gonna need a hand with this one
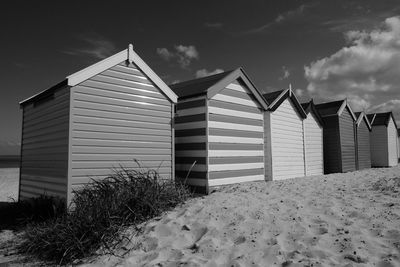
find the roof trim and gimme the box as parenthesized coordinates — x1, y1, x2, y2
(206, 68, 269, 110)
(355, 111, 372, 130)
(266, 88, 307, 119)
(337, 99, 357, 121)
(20, 44, 177, 106)
(302, 100, 324, 127)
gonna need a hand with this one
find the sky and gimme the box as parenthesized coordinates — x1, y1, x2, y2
(1, 0, 400, 154)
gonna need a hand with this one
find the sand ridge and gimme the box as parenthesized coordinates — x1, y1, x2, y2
(82, 167, 399, 266)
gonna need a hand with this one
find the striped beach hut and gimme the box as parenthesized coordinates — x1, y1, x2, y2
(19, 44, 178, 204)
(301, 100, 324, 176)
(263, 88, 307, 180)
(315, 99, 357, 174)
(368, 112, 399, 167)
(354, 112, 371, 170)
(170, 68, 268, 193)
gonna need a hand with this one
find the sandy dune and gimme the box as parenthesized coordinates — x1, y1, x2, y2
(81, 166, 400, 267)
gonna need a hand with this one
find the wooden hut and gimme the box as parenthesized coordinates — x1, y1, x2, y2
(19, 44, 178, 204)
(301, 100, 324, 176)
(354, 112, 371, 170)
(170, 68, 268, 193)
(315, 99, 357, 174)
(367, 112, 399, 167)
(263, 88, 307, 180)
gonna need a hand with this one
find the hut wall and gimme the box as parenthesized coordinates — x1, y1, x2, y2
(370, 125, 388, 167)
(356, 119, 371, 170)
(322, 116, 341, 174)
(207, 81, 264, 186)
(174, 96, 208, 191)
(269, 99, 305, 180)
(387, 117, 398, 166)
(19, 86, 70, 200)
(69, 61, 173, 197)
(338, 108, 356, 172)
(303, 112, 324, 176)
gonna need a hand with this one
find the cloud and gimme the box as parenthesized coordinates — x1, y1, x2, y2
(156, 48, 174, 61)
(243, 3, 316, 34)
(204, 22, 223, 29)
(63, 33, 117, 60)
(304, 16, 400, 113)
(156, 45, 199, 68)
(195, 68, 224, 78)
(279, 66, 290, 80)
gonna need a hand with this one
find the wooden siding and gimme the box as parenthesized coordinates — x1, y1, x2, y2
(322, 116, 341, 174)
(20, 86, 70, 200)
(69, 61, 173, 192)
(338, 108, 356, 172)
(268, 98, 305, 180)
(387, 117, 398, 166)
(370, 125, 388, 167)
(303, 112, 323, 175)
(174, 96, 208, 188)
(356, 119, 371, 170)
(208, 81, 264, 186)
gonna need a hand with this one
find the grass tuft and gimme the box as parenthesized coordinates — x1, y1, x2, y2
(18, 164, 191, 264)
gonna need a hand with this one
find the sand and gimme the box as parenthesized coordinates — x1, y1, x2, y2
(81, 166, 400, 267)
(0, 168, 19, 202)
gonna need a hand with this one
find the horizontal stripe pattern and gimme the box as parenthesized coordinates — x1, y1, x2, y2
(208, 82, 264, 186)
(174, 96, 207, 183)
(71, 61, 173, 187)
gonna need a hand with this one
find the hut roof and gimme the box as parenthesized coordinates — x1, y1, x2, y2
(262, 88, 307, 118)
(20, 44, 178, 106)
(170, 68, 268, 109)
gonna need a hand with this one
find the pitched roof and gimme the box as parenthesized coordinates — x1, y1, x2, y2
(169, 68, 268, 110)
(169, 71, 233, 98)
(262, 89, 307, 118)
(367, 114, 376, 124)
(315, 99, 356, 121)
(20, 44, 178, 106)
(368, 112, 398, 129)
(301, 100, 324, 126)
(354, 111, 371, 130)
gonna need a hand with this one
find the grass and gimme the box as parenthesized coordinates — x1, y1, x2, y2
(18, 163, 192, 265)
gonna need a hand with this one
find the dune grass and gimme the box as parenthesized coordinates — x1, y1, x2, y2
(18, 165, 192, 265)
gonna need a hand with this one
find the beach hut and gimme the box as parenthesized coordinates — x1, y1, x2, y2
(301, 100, 324, 176)
(354, 112, 371, 170)
(19, 44, 178, 204)
(170, 68, 268, 193)
(367, 112, 399, 167)
(263, 88, 307, 180)
(315, 99, 357, 174)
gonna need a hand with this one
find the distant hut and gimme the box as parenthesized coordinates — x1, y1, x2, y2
(170, 68, 268, 193)
(367, 112, 399, 167)
(19, 44, 178, 204)
(398, 128, 400, 162)
(301, 100, 324, 176)
(354, 112, 371, 170)
(315, 99, 357, 174)
(263, 88, 307, 180)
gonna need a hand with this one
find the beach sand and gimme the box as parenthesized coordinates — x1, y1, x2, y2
(0, 168, 19, 202)
(82, 166, 400, 267)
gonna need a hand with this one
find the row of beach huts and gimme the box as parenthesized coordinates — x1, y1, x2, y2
(18, 45, 400, 204)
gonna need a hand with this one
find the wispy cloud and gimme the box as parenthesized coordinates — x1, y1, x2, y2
(279, 66, 290, 80)
(63, 33, 117, 60)
(156, 45, 199, 69)
(204, 22, 223, 29)
(195, 68, 224, 78)
(243, 3, 317, 35)
(305, 16, 400, 113)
